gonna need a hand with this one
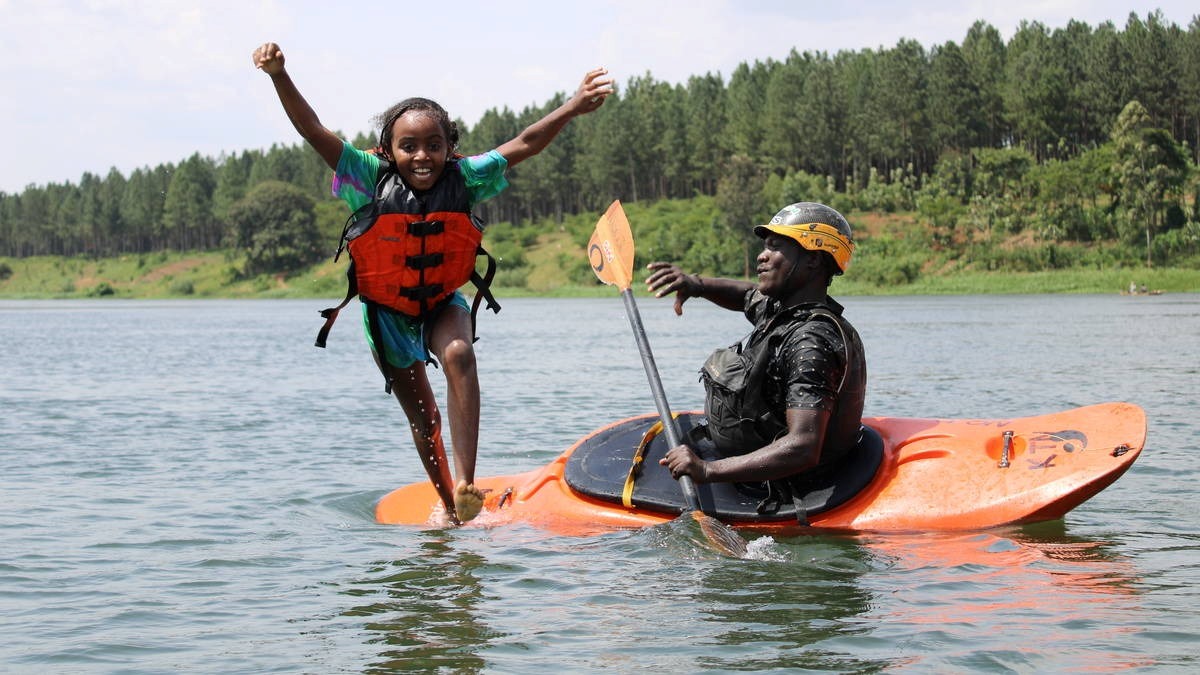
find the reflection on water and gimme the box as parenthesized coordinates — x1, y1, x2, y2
(348, 534, 492, 673)
(858, 522, 1149, 671)
(695, 534, 892, 672)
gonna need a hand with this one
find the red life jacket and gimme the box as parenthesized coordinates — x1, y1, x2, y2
(315, 159, 499, 351)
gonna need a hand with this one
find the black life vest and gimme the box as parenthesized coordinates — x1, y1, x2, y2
(314, 158, 500, 351)
(700, 303, 865, 460)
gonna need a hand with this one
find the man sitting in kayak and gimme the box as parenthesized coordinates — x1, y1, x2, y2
(646, 202, 867, 499)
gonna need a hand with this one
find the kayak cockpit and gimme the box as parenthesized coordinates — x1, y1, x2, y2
(562, 412, 884, 522)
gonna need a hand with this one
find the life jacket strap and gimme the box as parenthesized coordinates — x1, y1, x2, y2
(753, 480, 811, 527)
(406, 252, 444, 269)
(407, 219, 445, 236)
(335, 201, 374, 262)
(401, 284, 445, 301)
(468, 245, 501, 341)
(315, 261, 359, 349)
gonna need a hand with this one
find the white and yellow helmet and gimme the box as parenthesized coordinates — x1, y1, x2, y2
(753, 202, 855, 274)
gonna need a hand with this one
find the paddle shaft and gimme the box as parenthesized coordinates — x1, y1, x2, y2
(618, 288, 703, 511)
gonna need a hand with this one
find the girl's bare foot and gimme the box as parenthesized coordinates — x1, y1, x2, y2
(453, 480, 484, 522)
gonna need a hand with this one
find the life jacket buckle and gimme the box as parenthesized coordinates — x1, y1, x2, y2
(406, 252, 445, 270)
(401, 284, 444, 301)
(408, 220, 445, 236)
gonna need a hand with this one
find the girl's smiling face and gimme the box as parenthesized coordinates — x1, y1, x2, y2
(386, 111, 449, 191)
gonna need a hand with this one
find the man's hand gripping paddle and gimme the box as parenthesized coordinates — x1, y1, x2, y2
(589, 200, 748, 557)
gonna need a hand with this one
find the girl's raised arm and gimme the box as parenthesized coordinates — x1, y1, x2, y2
(253, 42, 343, 170)
(495, 67, 613, 167)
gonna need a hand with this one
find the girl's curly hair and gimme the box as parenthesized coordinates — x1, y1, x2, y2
(374, 98, 459, 157)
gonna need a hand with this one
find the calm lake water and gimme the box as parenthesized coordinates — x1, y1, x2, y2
(2, 293, 1198, 672)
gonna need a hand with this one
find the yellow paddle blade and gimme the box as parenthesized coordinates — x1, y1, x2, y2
(588, 200, 635, 290)
(691, 511, 749, 558)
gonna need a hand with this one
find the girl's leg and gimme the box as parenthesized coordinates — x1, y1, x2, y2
(427, 306, 483, 521)
(380, 356, 459, 523)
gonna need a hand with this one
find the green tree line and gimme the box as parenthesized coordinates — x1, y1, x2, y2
(1, 10, 1198, 276)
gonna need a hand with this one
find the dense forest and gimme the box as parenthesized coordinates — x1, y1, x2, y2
(1, 11, 1198, 281)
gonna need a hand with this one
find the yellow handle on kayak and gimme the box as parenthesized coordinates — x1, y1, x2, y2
(622, 415, 678, 508)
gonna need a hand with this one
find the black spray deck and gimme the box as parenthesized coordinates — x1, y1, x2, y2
(563, 412, 883, 521)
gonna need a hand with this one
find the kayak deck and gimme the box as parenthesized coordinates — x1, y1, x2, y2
(375, 402, 1145, 534)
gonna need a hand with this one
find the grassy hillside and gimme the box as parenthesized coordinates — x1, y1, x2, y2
(2, 208, 1197, 300)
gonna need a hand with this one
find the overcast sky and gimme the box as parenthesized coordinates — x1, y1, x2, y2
(1, 0, 1195, 194)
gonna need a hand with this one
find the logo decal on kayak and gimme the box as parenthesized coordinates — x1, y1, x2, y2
(1028, 454, 1058, 470)
(1025, 429, 1087, 469)
(1028, 429, 1087, 454)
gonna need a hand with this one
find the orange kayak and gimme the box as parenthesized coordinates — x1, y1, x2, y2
(376, 402, 1145, 535)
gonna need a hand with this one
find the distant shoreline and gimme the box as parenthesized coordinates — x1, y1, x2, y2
(1, 251, 1195, 300)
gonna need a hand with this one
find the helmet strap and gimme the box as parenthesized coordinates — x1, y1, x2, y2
(783, 259, 801, 287)
(784, 246, 821, 285)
